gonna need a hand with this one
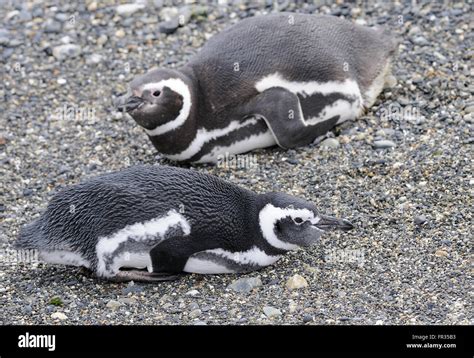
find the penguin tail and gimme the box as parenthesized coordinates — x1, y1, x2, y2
(374, 26, 400, 56)
(14, 218, 46, 250)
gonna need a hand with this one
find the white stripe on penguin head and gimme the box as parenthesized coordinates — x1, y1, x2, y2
(142, 78, 192, 136)
(258, 203, 315, 251)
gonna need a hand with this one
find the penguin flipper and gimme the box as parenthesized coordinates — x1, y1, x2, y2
(247, 87, 339, 149)
(110, 270, 182, 283)
(150, 234, 203, 274)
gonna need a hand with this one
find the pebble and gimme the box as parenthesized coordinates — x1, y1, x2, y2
(186, 289, 200, 296)
(286, 274, 308, 290)
(227, 277, 262, 294)
(122, 282, 143, 295)
(373, 140, 396, 149)
(464, 105, 474, 114)
(51, 312, 68, 320)
(43, 19, 62, 33)
(52, 44, 81, 60)
(118, 297, 138, 305)
(435, 250, 448, 258)
(412, 36, 429, 46)
(159, 19, 180, 34)
(116, 4, 145, 16)
(414, 215, 427, 225)
(375, 128, 395, 137)
(302, 314, 313, 323)
(263, 306, 282, 319)
(115, 29, 126, 38)
(86, 54, 103, 65)
(0, 29, 10, 46)
(320, 138, 340, 149)
(106, 300, 122, 310)
(384, 75, 397, 88)
(189, 309, 202, 319)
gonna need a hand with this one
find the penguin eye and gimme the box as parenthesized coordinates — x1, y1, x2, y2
(152, 90, 161, 97)
(293, 217, 304, 225)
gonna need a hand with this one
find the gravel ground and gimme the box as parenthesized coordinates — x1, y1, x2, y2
(0, 1, 472, 325)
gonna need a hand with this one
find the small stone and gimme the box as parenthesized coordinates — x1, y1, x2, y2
(320, 138, 340, 149)
(177, 6, 192, 26)
(186, 289, 200, 296)
(414, 215, 427, 225)
(227, 277, 262, 294)
(435, 249, 448, 258)
(116, 4, 145, 16)
(303, 314, 313, 323)
(87, 2, 98, 11)
(118, 297, 137, 305)
(51, 312, 68, 320)
(106, 299, 122, 310)
(0, 29, 10, 46)
(52, 44, 81, 60)
(288, 301, 298, 313)
(189, 309, 202, 319)
(286, 274, 308, 290)
(373, 140, 396, 149)
(263, 306, 282, 319)
(23, 188, 34, 197)
(160, 7, 179, 21)
(464, 105, 474, 114)
(115, 29, 126, 38)
(188, 302, 199, 311)
(375, 320, 384, 325)
(97, 34, 108, 46)
(43, 19, 62, 33)
(159, 19, 179, 34)
(375, 128, 395, 137)
(193, 320, 207, 325)
(384, 75, 397, 88)
(122, 282, 143, 295)
(57, 78, 67, 85)
(412, 36, 428, 46)
(86, 54, 103, 65)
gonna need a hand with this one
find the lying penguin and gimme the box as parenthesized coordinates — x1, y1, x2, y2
(116, 13, 397, 163)
(15, 165, 353, 282)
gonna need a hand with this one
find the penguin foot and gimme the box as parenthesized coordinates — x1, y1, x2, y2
(110, 270, 182, 283)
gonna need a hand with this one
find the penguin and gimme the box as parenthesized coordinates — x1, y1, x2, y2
(116, 13, 397, 163)
(15, 165, 353, 282)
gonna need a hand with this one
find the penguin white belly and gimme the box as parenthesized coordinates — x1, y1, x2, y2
(165, 118, 276, 163)
(255, 72, 364, 126)
(183, 246, 281, 274)
(40, 250, 91, 268)
(197, 129, 276, 163)
(95, 210, 191, 278)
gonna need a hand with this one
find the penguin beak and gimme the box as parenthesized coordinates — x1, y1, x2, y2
(115, 94, 144, 113)
(311, 215, 354, 232)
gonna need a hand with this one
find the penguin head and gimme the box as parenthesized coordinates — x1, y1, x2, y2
(259, 193, 353, 250)
(116, 68, 193, 133)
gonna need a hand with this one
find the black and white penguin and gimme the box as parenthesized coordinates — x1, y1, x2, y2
(116, 13, 397, 163)
(15, 165, 353, 282)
